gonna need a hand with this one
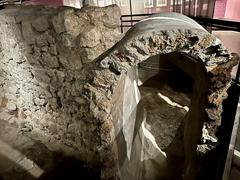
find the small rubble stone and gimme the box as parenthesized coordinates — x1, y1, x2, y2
(33, 69, 52, 84)
(36, 33, 51, 47)
(101, 5, 121, 28)
(22, 20, 35, 44)
(33, 97, 47, 106)
(79, 27, 101, 48)
(49, 45, 58, 56)
(64, 13, 83, 38)
(31, 16, 49, 32)
(51, 12, 65, 34)
(6, 102, 17, 111)
(61, 33, 75, 47)
(41, 53, 59, 68)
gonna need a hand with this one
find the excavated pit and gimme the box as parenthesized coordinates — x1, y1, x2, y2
(138, 54, 193, 150)
(0, 5, 239, 180)
(138, 53, 193, 179)
(120, 52, 203, 179)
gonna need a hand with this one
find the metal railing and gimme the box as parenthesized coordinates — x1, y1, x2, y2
(120, 13, 240, 82)
(120, 13, 240, 33)
(0, 0, 22, 5)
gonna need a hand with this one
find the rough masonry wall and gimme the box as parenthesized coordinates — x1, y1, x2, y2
(0, 6, 239, 179)
(84, 13, 239, 178)
(0, 5, 121, 163)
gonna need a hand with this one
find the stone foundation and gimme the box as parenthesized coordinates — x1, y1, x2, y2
(0, 5, 121, 164)
(0, 6, 239, 180)
(90, 13, 238, 179)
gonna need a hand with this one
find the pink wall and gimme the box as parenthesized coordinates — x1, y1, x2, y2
(23, 0, 63, 6)
(225, 0, 240, 20)
(214, 0, 227, 18)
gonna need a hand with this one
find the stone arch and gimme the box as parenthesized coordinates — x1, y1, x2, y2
(84, 13, 239, 179)
(0, 6, 238, 179)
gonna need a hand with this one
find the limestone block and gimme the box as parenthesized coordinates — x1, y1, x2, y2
(6, 102, 17, 111)
(85, 5, 121, 28)
(41, 53, 59, 68)
(79, 27, 101, 48)
(58, 50, 82, 70)
(18, 157, 34, 170)
(36, 32, 54, 47)
(31, 15, 49, 32)
(49, 44, 58, 56)
(102, 28, 123, 49)
(33, 69, 52, 84)
(51, 12, 65, 34)
(47, 121, 57, 134)
(5, 93, 18, 101)
(80, 44, 105, 63)
(33, 97, 47, 106)
(67, 123, 79, 133)
(22, 20, 35, 44)
(101, 5, 121, 29)
(64, 12, 90, 38)
(55, 70, 66, 83)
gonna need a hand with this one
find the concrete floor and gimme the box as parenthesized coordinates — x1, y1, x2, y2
(0, 120, 100, 180)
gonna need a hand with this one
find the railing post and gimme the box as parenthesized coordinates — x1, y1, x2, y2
(129, 0, 133, 26)
(120, 16, 123, 33)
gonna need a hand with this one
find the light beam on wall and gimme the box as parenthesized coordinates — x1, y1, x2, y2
(0, 140, 44, 178)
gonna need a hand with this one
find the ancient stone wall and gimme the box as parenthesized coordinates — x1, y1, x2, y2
(0, 5, 121, 163)
(0, 6, 239, 180)
(86, 13, 239, 179)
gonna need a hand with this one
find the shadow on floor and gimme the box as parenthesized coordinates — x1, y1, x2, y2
(0, 120, 100, 180)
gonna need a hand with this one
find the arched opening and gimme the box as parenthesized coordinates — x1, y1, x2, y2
(138, 52, 194, 179)
(94, 13, 238, 180)
(111, 51, 208, 180)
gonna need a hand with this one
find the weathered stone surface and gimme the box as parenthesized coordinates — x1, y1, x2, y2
(6, 102, 17, 111)
(22, 20, 36, 44)
(64, 12, 89, 38)
(0, 5, 238, 180)
(31, 15, 49, 32)
(80, 45, 105, 63)
(79, 27, 101, 48)
(101, 5, 121, 28)
(85, 13, 238, 179)
(51, 11, 65, 34)
(0, 5, 121, 170)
